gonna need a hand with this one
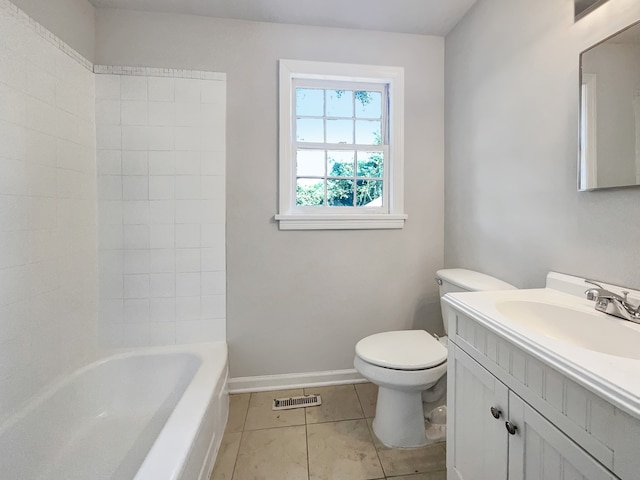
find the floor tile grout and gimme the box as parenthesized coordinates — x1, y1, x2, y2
(220, 384, 446, 480)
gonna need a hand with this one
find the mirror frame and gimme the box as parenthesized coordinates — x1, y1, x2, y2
(578, 19, 640, 191)
(575, 0, 609, 21)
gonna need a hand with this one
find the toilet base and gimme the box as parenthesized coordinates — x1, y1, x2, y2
(372, 386, 427, 448)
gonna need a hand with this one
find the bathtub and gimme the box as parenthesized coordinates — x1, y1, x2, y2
(0, 342, 228, 480)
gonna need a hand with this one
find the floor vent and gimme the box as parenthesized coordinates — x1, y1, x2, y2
(272, 394, 322, 411)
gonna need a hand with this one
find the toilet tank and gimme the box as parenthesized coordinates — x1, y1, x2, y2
(436, 269, 516, 334)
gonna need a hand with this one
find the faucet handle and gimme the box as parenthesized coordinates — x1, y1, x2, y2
(622, 291, 629, 301)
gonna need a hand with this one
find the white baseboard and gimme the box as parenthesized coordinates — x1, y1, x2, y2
(228, 368, 367, 394)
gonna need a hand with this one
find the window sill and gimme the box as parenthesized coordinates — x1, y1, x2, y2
(274, 214, 408, 231)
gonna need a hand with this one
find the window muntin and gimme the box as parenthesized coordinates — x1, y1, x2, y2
(292, 80, 389, 210)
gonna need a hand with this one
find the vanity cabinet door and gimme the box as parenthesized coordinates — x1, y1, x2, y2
(507, 392, 618, 480)
(447, 343, 509, 480)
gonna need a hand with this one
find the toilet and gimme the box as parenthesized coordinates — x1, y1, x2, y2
(354, 268, 516, 448)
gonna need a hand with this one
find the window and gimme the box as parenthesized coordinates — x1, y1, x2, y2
(276, 60, 407, 230)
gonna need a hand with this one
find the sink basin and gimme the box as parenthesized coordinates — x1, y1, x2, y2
(496, 300, 640, 360)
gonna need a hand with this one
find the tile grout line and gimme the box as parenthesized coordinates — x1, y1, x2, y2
(227, 392, 252, 480)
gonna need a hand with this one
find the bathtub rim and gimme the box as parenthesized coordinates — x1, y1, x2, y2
(0, 342, 228, 480)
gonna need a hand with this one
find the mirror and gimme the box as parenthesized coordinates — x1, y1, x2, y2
(575, 0, 609, 21)
(579, 21, 640, 191)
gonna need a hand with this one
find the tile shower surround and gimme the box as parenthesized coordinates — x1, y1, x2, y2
(95, 69, 227, 348)
(0, 0, 227, 423)
(0, 0, 97, 419)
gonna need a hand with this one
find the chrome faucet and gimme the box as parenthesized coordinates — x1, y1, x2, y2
(584, 279, 640, 324)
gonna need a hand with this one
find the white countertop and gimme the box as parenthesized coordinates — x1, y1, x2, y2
(444, 285, 640, 419)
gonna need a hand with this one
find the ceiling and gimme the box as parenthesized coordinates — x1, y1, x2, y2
(88, 0, 477, 36)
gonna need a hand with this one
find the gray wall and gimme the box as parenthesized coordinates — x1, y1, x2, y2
(95, 10, 445, 377)
(10, 0, 95, 61)
(445, 0, 640, 290)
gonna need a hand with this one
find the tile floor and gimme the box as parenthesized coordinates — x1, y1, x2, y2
(211, 383, 447, 480)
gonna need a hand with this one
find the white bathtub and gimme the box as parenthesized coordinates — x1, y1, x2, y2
(0, 342, 229, 480)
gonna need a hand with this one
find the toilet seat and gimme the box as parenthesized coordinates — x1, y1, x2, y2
(355, 330, 447, 370)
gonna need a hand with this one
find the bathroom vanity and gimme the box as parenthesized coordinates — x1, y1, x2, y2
(443, 273, 640, 480)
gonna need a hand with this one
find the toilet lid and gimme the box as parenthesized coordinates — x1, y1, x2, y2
(355, 330, 447, 370)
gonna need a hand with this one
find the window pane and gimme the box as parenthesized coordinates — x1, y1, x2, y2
(355, 120, 381, 145)
(355, 91, 382, 119)
(296, 178, 324, 206)
(297, 150, 325, 177)
(356, 180, 383, 207)
(297, 118, 324, 143)
(327, 151, 354, 177)
(327, 179, 354, 206)
(326, 119, 353, 144)
(296, 88, 324, 116)
(357, 151, 383, 178)
(326, 90, 353, 117)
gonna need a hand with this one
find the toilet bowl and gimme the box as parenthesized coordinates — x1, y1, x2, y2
(354, 330, 447, 447)
(354, 269, 516, 448)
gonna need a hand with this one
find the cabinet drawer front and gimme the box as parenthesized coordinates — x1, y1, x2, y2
(449, 311, 638, 476)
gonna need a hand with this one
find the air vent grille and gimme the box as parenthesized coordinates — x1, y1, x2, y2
(272, 394, 322, 411)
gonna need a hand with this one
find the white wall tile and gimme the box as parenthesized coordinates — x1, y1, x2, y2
(150, 297, 176, 322)
(123, 322, 150, 347)
(175, 127, 201, 151)
(96, 73, 226, 348)
(175, 151, 200, 175)
(149, 151, 175, 175)
(149, 176, 174, 200)
(150, 249, 175, 273)
(202, 271, 226, 295)
(148, 77, 174, 102)
(149, 200, 175, 224)
(176, 320, 221, 344)
(99, 201, 123, 225)
(175, 176, 201, 199)
(121, 76, 148, 101)
(97, 176, 122, 201)
(150, 273, 175, 298)
(176, 248, 200, 273)
(122, 126, 150, 151)
(175, 78, 200, 103)
(149, 102, 176, 126)
(122, 151, 148, 175)
(121, 100, 148, 126)
(176, 272, 200, 297)
(124, 274, 150, 298)
(176, 296, 200, 320)
(123, 299, 150, 323)
(149, 224, 175, 249)
(123, 225, 149, 249)
(149, 126, 174, 151)
(201, 295, 226, 318)
(122, 200, 150, 225)
(149, 322, 175, 345)
(96, 99, 121, 125)
(97, 150, 122, 175)
(175, 200, 201, 224)
(122, 176, 148, 200)
(96, 126, 122, 150)
(123, 250, 150, 274)
(96, 75, 121, 100)
(175, 223, 200, 248)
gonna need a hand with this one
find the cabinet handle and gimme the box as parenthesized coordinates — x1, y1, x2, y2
(490, 406, 502, 419)
(505, 421, 518, 435)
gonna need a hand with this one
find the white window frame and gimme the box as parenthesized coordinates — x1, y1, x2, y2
(276, 59, 407, 230)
